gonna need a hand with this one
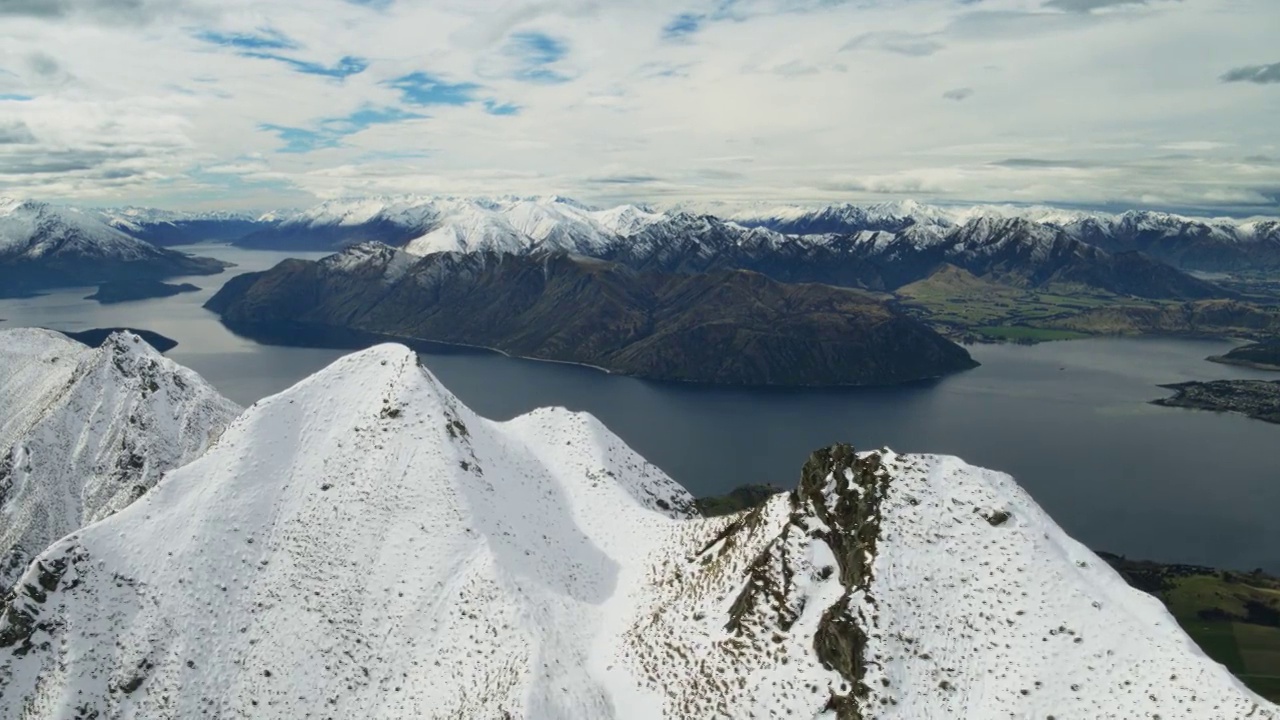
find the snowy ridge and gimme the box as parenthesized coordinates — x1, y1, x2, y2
(318, 241, 419, 284)
(0, 344, 695, 718)
(0, 329, 240, 590)
(726, 200, 1273, 235)
(14, 193, 1277, 272)
(0, 198, 165, 261)
(263, 195, 664, 256)
(1, 345, 1274, 718)
(252, 195, 1263, 283)
(398, 198, 640, 256)
(97, 207, 258, 233)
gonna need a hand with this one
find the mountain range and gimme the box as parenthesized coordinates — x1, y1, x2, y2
(205, 243, 978, 387)
(727, 201, 1280, 273)
(0, 199, 230, 297)
(0, 336, 1274, 718)
(207, 196, 1245, 298)
(6, 195, 1275, 301)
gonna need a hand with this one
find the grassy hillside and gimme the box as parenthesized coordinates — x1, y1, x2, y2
(896, 265, 1280, 344)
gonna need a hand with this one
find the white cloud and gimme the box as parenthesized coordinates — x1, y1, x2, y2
(0, 0, 1275, 213)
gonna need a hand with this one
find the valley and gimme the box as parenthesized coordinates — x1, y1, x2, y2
(1101, 553, 1280, 702)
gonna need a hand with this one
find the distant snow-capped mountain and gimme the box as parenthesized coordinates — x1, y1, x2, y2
(1, 344, 1273, 718)
(237, 195, 664, 254)
(0, 329, 239, 589)
(0, 198, 230, 295)
(730, 201, 1280, 272)
(97, 207, 265, 247)
(1, 198, 167, 261)
(12, 194, 1276, 291)
(25, 194, 1277, 274)
(220, 196, 1233, 297)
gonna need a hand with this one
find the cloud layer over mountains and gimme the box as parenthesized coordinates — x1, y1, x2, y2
(0, 0, 1276, 214)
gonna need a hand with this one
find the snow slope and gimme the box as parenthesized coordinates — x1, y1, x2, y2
(402, 198, 621, 256)
(97, 207, 258, 233)
(0, 199, 161, 261)
(0, 329, 240, 589)
(0, 345, 1273, 719)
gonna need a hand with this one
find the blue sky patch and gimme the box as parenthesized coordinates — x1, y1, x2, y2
(388, 72, 481, 106)
(483, 99, 521, 116)
(243, 52, 369, 79)
(319, 106, 425, 134)
(261, 105, 425, 153)
(503, 32, 572, 84)
(258, 125, 335, 153)
(0, 93, 34, 101)
(194, 28, 298, 51)
(662, 13, 705, 40)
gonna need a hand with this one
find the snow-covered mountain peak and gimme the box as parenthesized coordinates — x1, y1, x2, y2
(0, 199, 162, 260)
(0, 196, 30, 215)
(3, 342, 1275, 717)
(0, 328, 239, 590)
(0, 343, 705, 717)
(319, 240, 415, 280)
(591, 204, 665, 236)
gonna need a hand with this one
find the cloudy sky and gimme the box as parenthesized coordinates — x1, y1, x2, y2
(0, 0, 1277, 213)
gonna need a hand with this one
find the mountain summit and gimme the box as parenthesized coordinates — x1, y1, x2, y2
(1, 344, 1272, 718)
(0, 329, 240, 589)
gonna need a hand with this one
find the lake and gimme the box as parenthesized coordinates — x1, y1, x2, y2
(2, 243, 1278, 572)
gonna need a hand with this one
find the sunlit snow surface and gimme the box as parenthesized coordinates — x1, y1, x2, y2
(0, 329, 239, 590)
(0, 200, 168, 261)
(0, 344, 1274, 719)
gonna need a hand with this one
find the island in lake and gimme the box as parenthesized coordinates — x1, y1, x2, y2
(84, 280, 201, 305)
(1209, 342, 1280, 371)
(1153, 380, 1280, 424)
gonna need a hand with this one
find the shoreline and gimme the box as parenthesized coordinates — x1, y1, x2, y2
(1208, 355, 1280, 372)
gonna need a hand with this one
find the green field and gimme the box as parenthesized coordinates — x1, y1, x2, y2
(895, 265, 1280, 345)
(894, 265, 1130, 342)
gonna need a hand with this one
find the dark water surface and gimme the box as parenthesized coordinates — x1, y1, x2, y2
(2, 244, 1277, 571)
